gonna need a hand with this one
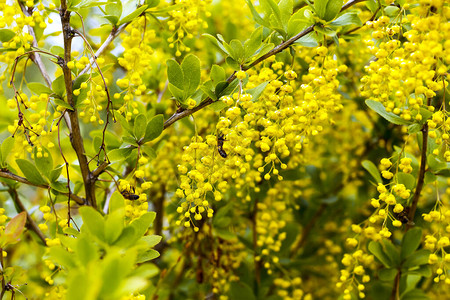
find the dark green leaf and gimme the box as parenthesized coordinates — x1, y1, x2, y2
(382, 239, 400, 267)
(166, 59, 184, 90)
(362, 160, 382, 184)
(397, 172, 416, 190)
(403, 249, 430, 269)
(228, 282, 256, 300)
(368, 241, 392, 268)
(401, 228, 422, 259)
(378, 268, 397, 281)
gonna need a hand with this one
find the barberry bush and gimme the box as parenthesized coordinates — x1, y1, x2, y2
(0, 0, 449, 299)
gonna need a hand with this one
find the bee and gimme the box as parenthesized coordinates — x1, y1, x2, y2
(394, 206, 415, 226)
(120, 186, 140, 201)
(217, 134, 227, 158)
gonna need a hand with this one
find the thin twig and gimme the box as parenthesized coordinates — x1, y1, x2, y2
(0, 170, 85, 205)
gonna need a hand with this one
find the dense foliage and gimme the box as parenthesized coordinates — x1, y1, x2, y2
(0, 0, 449, 299)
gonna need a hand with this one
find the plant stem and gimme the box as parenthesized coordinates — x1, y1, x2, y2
(59, 1, 96, 207)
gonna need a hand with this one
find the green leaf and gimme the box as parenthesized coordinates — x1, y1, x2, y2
(1, 137, 15, 166)
(49, 165, 63, 182)
(104, 208, 125, 244)
(130, 212, 156, 238)
(134, 114, 147, 140)
(136, 249, 160, 263)
(118, 5, 148, 25)
(397, 172, 416, 190)
(113, 226, 137, 248)
(401, 289, 429, 300)
(143, 114, 164, 143)
(105, 1, 122, 18)
(107, 147, 134, 163)
(0, 29, 16, 42)
(368, 241, 392, 268)
(76, 236, 98, 265)
(52, 75, 66, 97)
(384, 6, 399, 17)
(16, 159, 47, 185)
(247, 81, 268, 102)
(382, 239, 400, 267)
(408, 123, 421, 134)
(287, 8, 312, 38)
(330, 12, 362, 26)
(168, 83, 184, 102)
(316, 0, 343, 21)
(109, 191, 125, 213)
(53, 98, 74, 111)
(208, 100, 228, 112)
(262, 0, 283, 28)
(210, 65, 226, 84)
(181, 54, 201, 97)
(140, 235, 161, 248)
(403, 249, 430, 269)
(49, 246, 77, 269)
(228, 282, 256, 300)
(34, 147, 53, 178)
(295, 31, 319, 47)
(202, 33, 231, 55)
(279, 0, 293, 29)
(362, 160, 382, 184)
(424, 171, 436, 185)
(27, 82, 53, 95)
(245, 0, 271, 28)
(366, 100, 412, 125)
(244, 26, 263, 59)
(378, 268, 398, 281)
(79, 206, 105, 241)
(103, 15, 119, 25)
(229, 39, 245, 63)
(401, 228, 422, 259)
(166, 59, 184, 90)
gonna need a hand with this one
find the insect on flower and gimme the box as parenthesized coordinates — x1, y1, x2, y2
(395, 206, 415, 226)
(217, 134, 227, 158)
(120, 186, 140, 201)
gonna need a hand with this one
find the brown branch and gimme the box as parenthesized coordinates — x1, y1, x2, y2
(92, 161, 110, 178)
(162, 0, 364, 130)
(390, 270, 401, 300)
(59, 1, 96, 208)
(8, 188, 46, 244)
(0, 170, 85, 205)
(406, 121, 428, 227)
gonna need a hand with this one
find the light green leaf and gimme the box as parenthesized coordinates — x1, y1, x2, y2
(130, 212, 156, 238)
(168, 83, 184, 101)
(1, 137, 15, 166)
(136, 249, 160, 263)
(0, 29, 15, 42)
(316, 0, 343, 21)
(166, 59, 184, 90)
(140, 235, 161, 248)
(110, 191, 125, 213)
(229, 39, 245, 63)
(80, 206, 105, 241)
(181, 54, 201, 96)
(27, 82, 53, 95)
(118, 5, 148, 25)
(287, 8, 312, 38)
(366, 100, 412, 125)
(76, 236, 98, 265)
(330, 12, 362, 27)
(244, 26, 263, 59)
(247, 82, 268, 102)
(34, 147, 53, 178)
(245, 0, 271, 28)
(52, 75, 66, 97)
(49, 246, 77, 269)
(105, 1, 122, 18)
(104, 209, 125, 244)
(210, 65, 226, 84)
(203, 33, 231, 55)
(279, 0, 293, 29)
(362, 160, 382, 184)
(16, 159, 47, 185)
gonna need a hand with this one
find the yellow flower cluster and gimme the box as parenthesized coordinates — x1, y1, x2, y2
(360, 7, 449, 122)
(166, 0, 212, 56)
